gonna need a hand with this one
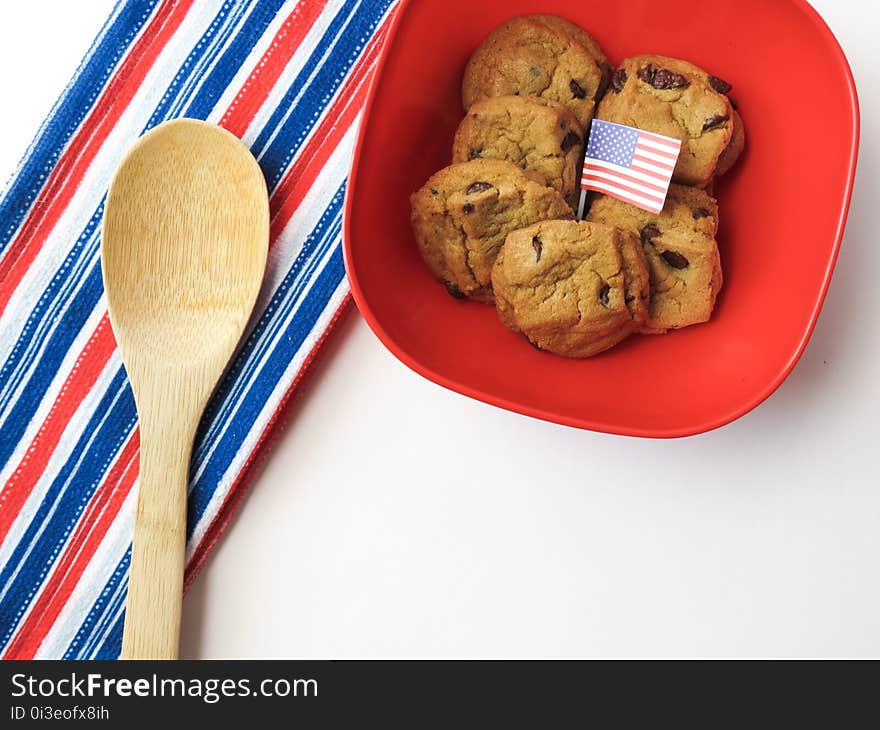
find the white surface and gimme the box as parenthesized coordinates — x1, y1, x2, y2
(1, 1, 877, 659)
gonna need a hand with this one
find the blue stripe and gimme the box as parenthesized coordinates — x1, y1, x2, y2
(81, 573, 128, 660)
(188, 183, 348, 529)
(0, 368, 136, 647)
(194, 0, 394, 452)
(190, 244, 346, 528)
(63, 549, 129, 660)
(144, 0, 247, 126)
(0, 227, 103, 467)
(92, 607, 126, 659)
(0, 210, 102, 430)
(193, 183, 345, 477)
(0, 0, 159, 256)
(70, 1, 389, 654)
(1, 0, 393, 660)
(251, 0, 393, 188)
(0, 0, 271, 465)
(179, 0, 286, 120)
(0, 0, 277, 653)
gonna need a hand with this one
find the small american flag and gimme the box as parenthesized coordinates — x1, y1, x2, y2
(578, 119, 682, 217)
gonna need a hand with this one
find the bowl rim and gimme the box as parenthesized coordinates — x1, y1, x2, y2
(343, 0, 861, 439)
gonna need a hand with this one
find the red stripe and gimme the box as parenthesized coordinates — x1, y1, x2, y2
(0, 0, 194, 315)
(220, 0, 328, 138)
(0, 0, 296, 547)
(583, 179, 664, 212)
(631, 152, 676, 172)
(639, 129, 680, 145)
(635, 143, 678, 162)
(582, 175, 665, 204)
(0, 0, 383, 656)
(0, 315, 117, 544)
(186, 296, 353, 587)
(587, 156, 669, 184)
(1, 4, 396, 656)
(2, 437, 138, 659)
(186, 12, 397, 584)
(582, 164, 668, 194)
(268, 18, 390, 242)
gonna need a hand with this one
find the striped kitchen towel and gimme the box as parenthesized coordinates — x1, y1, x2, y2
(0, 0, 397, 659)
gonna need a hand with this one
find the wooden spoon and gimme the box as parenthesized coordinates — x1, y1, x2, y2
(101, 119, 269, 659)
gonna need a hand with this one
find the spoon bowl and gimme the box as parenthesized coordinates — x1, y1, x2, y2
(102, 118, 268, 659)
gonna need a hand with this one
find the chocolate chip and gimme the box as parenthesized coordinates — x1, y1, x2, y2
(569, 79, 587, 99)
(703, 114, 729, 131)
(430, 188, 438, 195)
(637, 66, 653, 84)
(625, 293, 635, 303)
(729, 97, 739, 110)
(661, 250, 689, 269)
(708, 75, 733, 94)
(468, 149, 482, 160)
(599, 284, 610, 307)
(445, 281, 465, 299)
(640, 224, 661, 244)
(466, 181, 492, 195)
(638, 65, 689, 90)
(463, 203, 474, 214)
(532, 236, 543, 262)
(693, 207, 711, 219)
(610, 68, 627, 93)
(560, 131, 581, 153)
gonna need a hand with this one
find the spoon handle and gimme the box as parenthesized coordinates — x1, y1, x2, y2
(122, 404, 194, 660)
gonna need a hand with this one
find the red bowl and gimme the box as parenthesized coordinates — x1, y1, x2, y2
(344, 0, 859, 438)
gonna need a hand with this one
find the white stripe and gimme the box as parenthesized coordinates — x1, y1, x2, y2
(633, 145, 678, 166)
(0, 244, 103, 431)
(189, 121, 357, 487)
(630, 157, 676, 177)
(0, 2, 224, 363)
(188, 278, 350, 555)
(188, 212, 346, 512)
(254, 0, 362, 162)
(582, 168, 666, 201)
(0, 298, 107, 489)
(33, 461, 136, 659)
(0, 242, 96, 428)
(84, 571, 128, 659)
(264, 123, 358, 320)
(583, 180, 664, 212)
(637, 136, 681, 155)
(194, 36, 370, 451)
(209, 0, 301, 117)
(0, 0, 157, 255)
(242, 0, 349, 145)
(0, 375, 131, 612)
(165, 0, 255, 120)
(0, 349, 122, 574)
(582, 158, 668, 187)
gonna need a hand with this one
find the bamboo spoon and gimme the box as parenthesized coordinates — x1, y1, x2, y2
(101, 119, 269, 659)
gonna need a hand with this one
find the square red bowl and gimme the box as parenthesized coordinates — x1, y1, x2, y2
(344, 0, 859, 438)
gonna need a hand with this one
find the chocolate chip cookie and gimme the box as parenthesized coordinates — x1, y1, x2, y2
(586, 184, 722, 333)
(411, 159, 574, 303)
(452, 95, 585, 209)
(599, 55, 743, 187)
(491, 219, 649, 357)
(462, 15, 610, 129)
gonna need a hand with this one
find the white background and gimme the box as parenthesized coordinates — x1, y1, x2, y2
(1, 1, 877, 658)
